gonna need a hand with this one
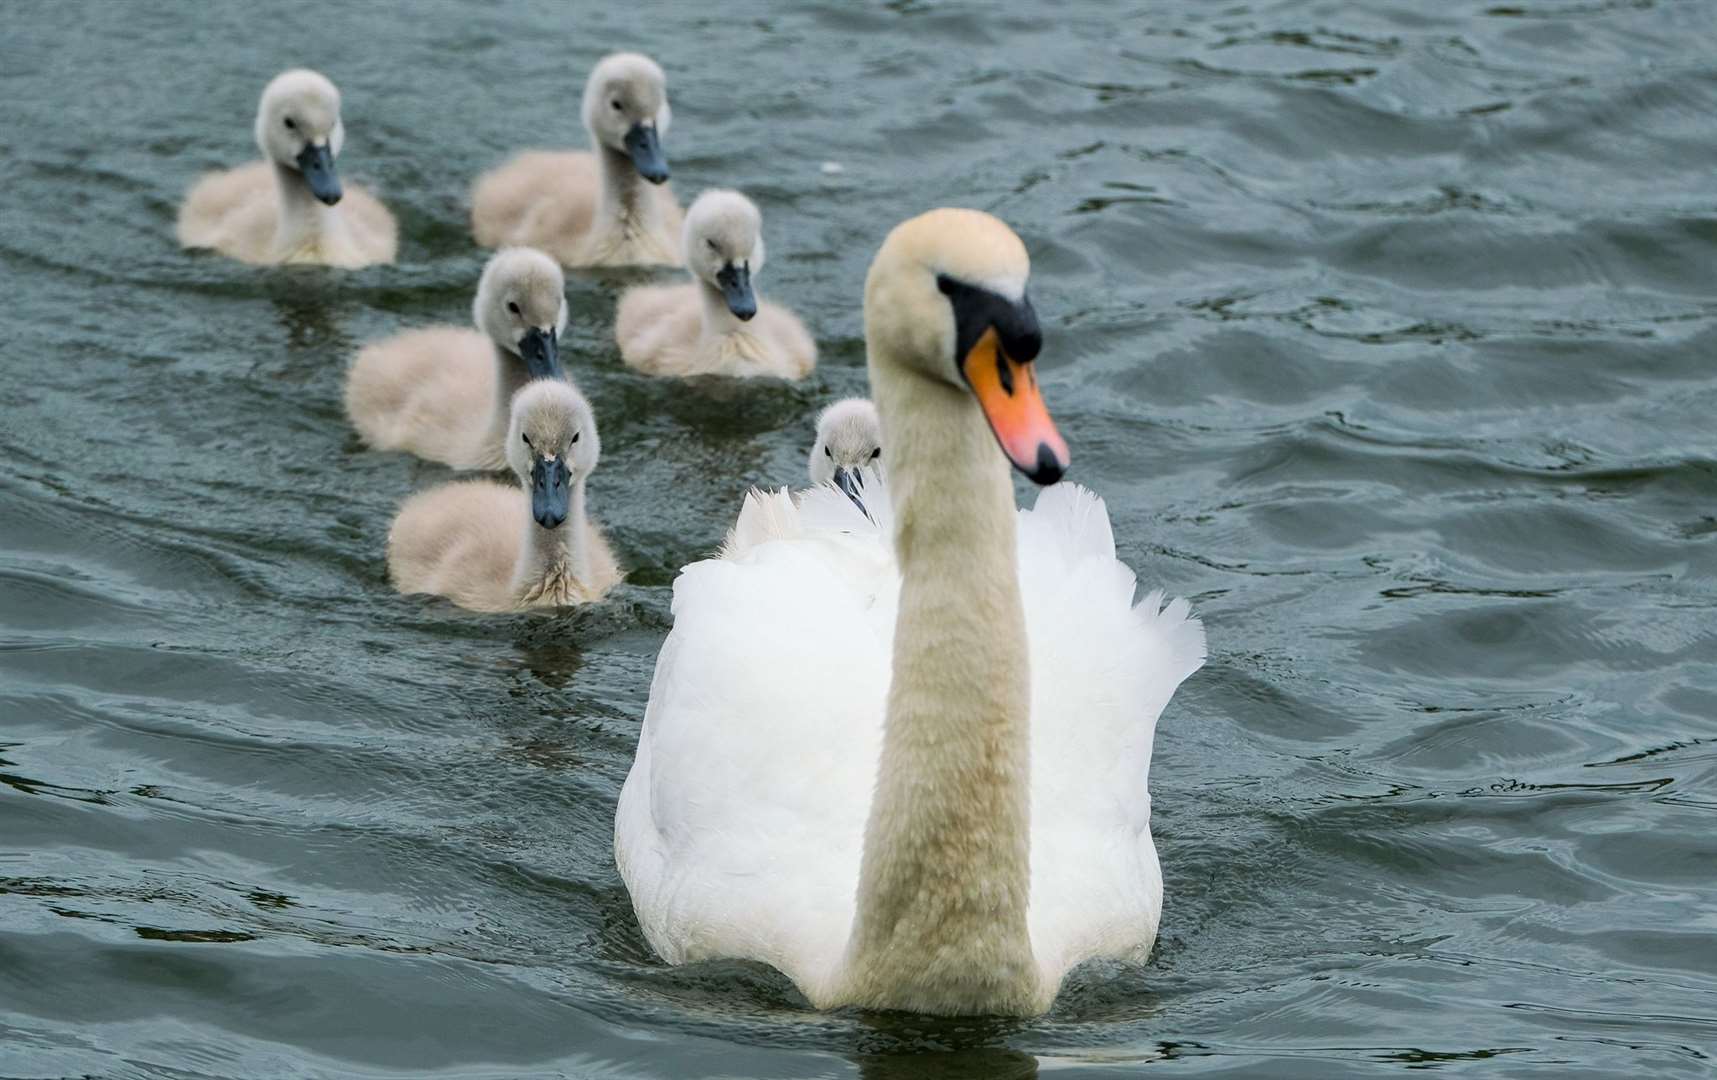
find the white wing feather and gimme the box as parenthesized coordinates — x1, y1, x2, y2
(615, 476, 1205, 998)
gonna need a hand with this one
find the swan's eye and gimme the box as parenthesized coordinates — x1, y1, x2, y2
(521, 432, 532, 447)
(824, 445, 832, 459)
(870, 447, 881, 460)
(283, 117, 296, 130)
(507, 301, 521, 316)
(571, 431, 580, 444)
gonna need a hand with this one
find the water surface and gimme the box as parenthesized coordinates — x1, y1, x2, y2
(3, 1, 1716, 1076)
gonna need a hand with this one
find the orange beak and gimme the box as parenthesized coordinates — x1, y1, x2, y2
(961, 327, 1069, 485)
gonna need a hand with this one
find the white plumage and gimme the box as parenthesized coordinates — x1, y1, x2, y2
(617, 207, 1206, 1016)
(616, 476, 1205, 1004)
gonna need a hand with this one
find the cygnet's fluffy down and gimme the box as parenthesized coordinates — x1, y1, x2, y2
(807, 398, 882, 488)
(178, 69, 396, 268)
(387, 380, 622, 612)
(615, 189, 816, 379)
(345, 247, 571, 471)
(471, 53, 683, 268)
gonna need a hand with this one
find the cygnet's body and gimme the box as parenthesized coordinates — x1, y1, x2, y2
(387, 380, 621, 613)
(472, 53, 683, 268)
(177, 70, 396, 268)
(615, 190, 816, 379)
(345, 248, 570, 471)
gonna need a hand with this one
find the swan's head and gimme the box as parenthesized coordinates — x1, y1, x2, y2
(684, 189, 765, 321)
(582, 52, 672, 185)
(473, 247, 570, 380)
(505, 380, 600, 530)
(254, 69, 346, 206)
(808, 398, 882, 510)
(864, 208, 1068, 485)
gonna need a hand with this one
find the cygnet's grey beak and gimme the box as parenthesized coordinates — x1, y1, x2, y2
(624, 122, 669, 184)
(531, 454, 571, 529)
(717, 262, 756, 321)
(832, 466, 869, 520)
(518, 326, 563, 380)
(295, 141, 342, 205)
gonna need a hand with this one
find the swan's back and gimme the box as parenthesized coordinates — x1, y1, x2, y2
(615, 480, 1205, 1000)
(614, 282, 702, 375)
(617, 487, 892, 999)
(344, 327, 500, 470)
(750, 301, 817, 379)
(471, 151, 683, 266)
(340, 185, 397, 261)
(471, 151, 599, 263)
(176, 162, 277, 260)
(615, 285, 816, 379)
(388, 479, 625, 613)
(1015, 484, 1206, 983)
(177, 161, 396, 267)
(387, 480, 523, 613)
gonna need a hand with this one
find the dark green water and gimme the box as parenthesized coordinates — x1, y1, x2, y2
(3, 1, 1716, 1076)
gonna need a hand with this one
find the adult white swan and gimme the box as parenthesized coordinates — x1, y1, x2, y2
(614, 209, 1205, 1016)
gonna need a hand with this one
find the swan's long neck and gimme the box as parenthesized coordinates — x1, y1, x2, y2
(594, 145, 668, 242)
(513, 478, 591, 601)
(485, 343, 532, 457)
(842, 357, 1040, 1014)
(269, 163, 344, 261)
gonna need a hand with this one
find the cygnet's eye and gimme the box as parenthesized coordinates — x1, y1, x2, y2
(521, 432, 532, 447)
(870, 447, 882, 460)
(824, 445, 832, 459)
(507, 301, 521, 316)
(571, 431, 580, 444)
(611, 99, 623, 111)
(283, 117, 296, 130)
(705, 238, 718, 251)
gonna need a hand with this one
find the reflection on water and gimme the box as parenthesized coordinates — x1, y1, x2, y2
(509, 632, 586, 690)
(843, 1011, 1043, 1077)
(856, 1048, 1039, 1080)
(3, 0, 1717, 1077)
(269, 287, 350, 379)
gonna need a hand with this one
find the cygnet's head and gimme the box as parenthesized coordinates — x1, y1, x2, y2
(808, 398, 882, 513)
(864, 208, 1068, 486)
(254, 69, 346, 206)
(505, 380, 600, 530)
(581, 52, 672, 184)
(683, 189, 765, 321)
(473, 247, 570, 380)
